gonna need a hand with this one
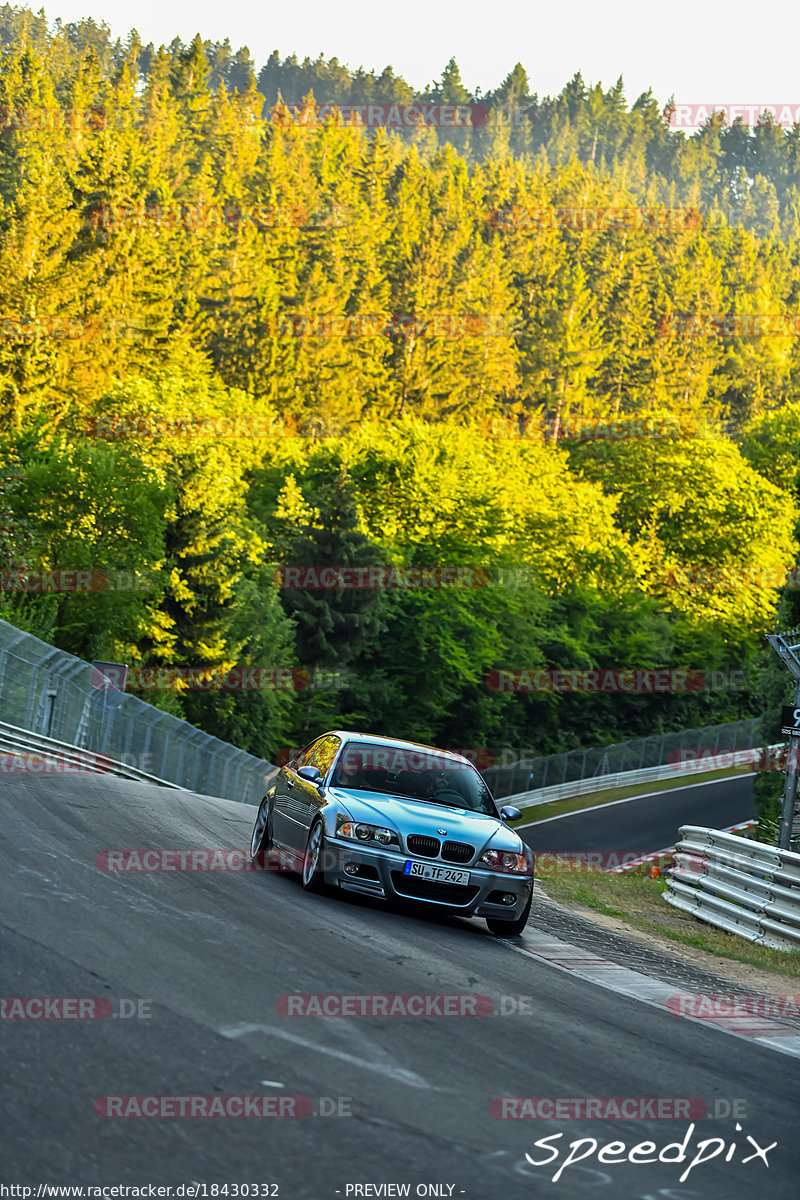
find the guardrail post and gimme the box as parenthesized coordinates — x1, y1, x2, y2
(23, 668, 40, 730)
(219, 752, 231, 797)
(188, 739, 203, 792)
(121, 710, 136, 762)
(231, 757, 245, 803)
(174, 738, 188, 787)
(766, 630, 800, 851)
(159, 728, 173, 779)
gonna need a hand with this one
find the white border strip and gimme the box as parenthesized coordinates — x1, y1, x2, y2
(504, 928, 800, 1060)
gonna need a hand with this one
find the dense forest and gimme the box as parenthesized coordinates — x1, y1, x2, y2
(1, 6, 800, 824)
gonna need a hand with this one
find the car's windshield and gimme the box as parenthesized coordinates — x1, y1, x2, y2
(330, 741, 497, 816)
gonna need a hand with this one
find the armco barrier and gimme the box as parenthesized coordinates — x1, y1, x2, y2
(664, 825, 800, 950)
(0, 618, 274, 804)
(605, 820, 757, 874)
(485, 719, 761, 800)
(0, 720, 187, 789)
(498, 747, 773, 812)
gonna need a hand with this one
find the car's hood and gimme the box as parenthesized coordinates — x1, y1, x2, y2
(328, 787, 523, 852)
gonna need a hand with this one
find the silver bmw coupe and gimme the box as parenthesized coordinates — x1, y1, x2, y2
(250, 731, 534, 936)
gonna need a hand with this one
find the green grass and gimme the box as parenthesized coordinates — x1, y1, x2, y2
(509, 764, 756, 826)
(539, 860, 800, 980)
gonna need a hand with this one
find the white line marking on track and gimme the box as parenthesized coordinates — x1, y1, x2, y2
(515, 773, 757, 829)
(219, 1021, 433, 1088)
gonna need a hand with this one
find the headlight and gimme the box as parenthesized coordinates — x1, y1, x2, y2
(479, 848, 531, 874)
(336, 817, 398, 847)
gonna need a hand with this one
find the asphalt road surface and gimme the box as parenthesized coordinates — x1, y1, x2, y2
(1, 772, 796, 1200)
(518, 774, 756, 855)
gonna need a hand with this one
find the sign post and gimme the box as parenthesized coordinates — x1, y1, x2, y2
(90, 661, 128, 758)
(766, 631, 800, 850)
(91, 661, 128, 694)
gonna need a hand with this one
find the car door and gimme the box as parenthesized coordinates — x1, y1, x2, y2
(280, 734, 341, 852)
(271, 742, 313, 849)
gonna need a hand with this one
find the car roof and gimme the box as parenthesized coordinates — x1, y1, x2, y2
(325, 730, 474, 768)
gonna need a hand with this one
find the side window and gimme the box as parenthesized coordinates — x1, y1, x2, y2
(305, 733, 341, 778)
(290, 742, 315, 771)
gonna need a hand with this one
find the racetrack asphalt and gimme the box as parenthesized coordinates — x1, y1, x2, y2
(517, 773, 756, 854)
(1, 772, 795, 1200)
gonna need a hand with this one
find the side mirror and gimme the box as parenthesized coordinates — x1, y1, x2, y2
(500, 805, 522, 822)
(297, 764, 322, 784)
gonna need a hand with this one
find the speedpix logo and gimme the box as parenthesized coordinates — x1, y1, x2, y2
(521, 1122, 775, 1184)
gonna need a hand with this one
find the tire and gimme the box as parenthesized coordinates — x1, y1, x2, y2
(301, 819, 326, 892)
(486, 889, 532, 938)
(250, 798, 271, 864)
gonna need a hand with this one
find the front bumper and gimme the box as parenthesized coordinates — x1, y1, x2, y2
(320, 837, 533, 920)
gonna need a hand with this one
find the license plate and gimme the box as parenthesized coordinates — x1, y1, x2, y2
(404, 860, 470, 885)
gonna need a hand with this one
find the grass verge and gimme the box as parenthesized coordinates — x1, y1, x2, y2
(539, 861, 800, 980)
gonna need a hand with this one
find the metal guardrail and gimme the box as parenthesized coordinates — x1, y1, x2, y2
(664, 825, 800, 951)
(0, 720, 187, 790)
(0, 618, 275, 805)
(484, 718, 761, 800)
(501, 747, 771, 812)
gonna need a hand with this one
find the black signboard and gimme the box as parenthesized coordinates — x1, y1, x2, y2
(780, 704, 800, 738)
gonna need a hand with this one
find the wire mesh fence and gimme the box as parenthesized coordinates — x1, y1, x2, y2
(0, 618, 274, 804)
(0, 616, 765, 809)
(483, 718, 762, 800)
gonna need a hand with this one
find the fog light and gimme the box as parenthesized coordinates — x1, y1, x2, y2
(502, 893, 516, 904)
(344, 862, 359, 875)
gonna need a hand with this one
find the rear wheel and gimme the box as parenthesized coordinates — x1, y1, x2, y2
(486, 890, 532, 938)
(301, 820, 326, 892)
(250, 799, 271, 863)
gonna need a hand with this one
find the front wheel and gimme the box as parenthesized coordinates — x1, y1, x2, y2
(301, 820, 326, 892)
(486, 890, 532, 938)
